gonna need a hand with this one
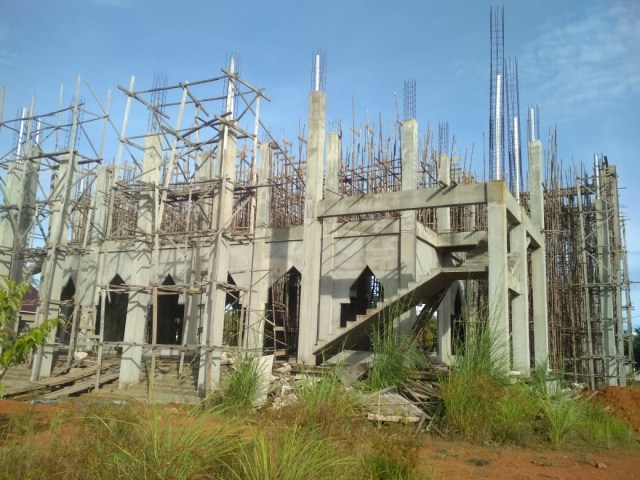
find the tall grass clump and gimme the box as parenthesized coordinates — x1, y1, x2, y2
(229, 426, 352, 480)
(293, 368, 355, 429)
(365, 326, 425, 390)
(85, 405, 241, 480)
(440, 312, 510, 440)
(214, 354, 263, 413)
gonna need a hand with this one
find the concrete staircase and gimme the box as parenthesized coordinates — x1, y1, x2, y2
(312, 262, 488, 362)
(92, 356, 201, 404)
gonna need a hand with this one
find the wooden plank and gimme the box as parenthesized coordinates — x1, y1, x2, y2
(4, 360, 117, 397)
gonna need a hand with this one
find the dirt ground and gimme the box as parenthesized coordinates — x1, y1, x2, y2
(1, 386, 639, 480)
(419, 439, 640, 479)
(597, 386, 640, 433)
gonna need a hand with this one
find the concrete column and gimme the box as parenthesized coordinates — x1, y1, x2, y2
(198, 128, 236, 393)
(319, 131, 340, 341)
(437, 154, 451, 232)
(596, 197, 617, 385)
(0, 149, 41, 280)
(119, 134, 160, 386)
(32, 153, 74, 379)
(195, 149, 214, 230)
(399, 119, 418, 333)
(297, 91, 326, 365)
(487, 181, 509, 362)
(510, 220, 530, 374)
(437, 284, 455, 365)
(76, 166, 114, 349)
(528, 140, 549, 366)
(0, 161, 26, 278)
(246, 142, 273, 350)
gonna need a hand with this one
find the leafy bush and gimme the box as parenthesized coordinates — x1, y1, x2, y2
(0, 277, 60, 381)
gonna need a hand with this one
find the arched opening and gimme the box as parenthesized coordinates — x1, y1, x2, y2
(223, 274, 244, 346)
(56, 278, 75, 345)
(266, 267, 301, 357)
(147, 274, 184, 345)
(95, 274, 128, 342)
(340, 266, 384, 327)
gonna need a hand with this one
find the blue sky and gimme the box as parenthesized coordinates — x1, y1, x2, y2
(1, 0, 639, 328)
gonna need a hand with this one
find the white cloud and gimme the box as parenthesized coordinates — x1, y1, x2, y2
(519, 2, 640, 119)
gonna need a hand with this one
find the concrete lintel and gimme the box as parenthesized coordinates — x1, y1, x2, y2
(318, 183, 487, 218)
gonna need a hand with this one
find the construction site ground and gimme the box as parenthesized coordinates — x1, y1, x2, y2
(1, 385, 639, 479)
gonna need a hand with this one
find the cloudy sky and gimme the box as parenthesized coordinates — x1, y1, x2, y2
(1, 0, 639, 327)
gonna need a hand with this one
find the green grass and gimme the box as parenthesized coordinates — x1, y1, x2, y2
(84, 405, 241, 479)
(292, 368, 356, 430)
(439, 316, 510, 441)
(212, 354, 263, 413)
(365, 327, 425, 391)
(439, 320, 636, 448)
(229, 426, 352, 480)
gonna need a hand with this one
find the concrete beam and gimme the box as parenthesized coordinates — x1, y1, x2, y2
(318, 183, 487, 218)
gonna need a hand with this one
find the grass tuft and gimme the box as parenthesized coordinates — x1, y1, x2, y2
(365, 327, 425, 390)
(229, 425, 352, 480)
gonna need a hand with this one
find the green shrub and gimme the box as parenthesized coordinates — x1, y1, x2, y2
(228, 426, 351, 480)
(214, 354, 263, 413)
(88, 406, 240, 480)
(366, 328, 425, 390)
(440, 317, 510, 440)
(293, 369, 355, 429)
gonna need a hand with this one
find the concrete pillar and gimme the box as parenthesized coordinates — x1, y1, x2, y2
(397, 119, 418, 334)
(0, 161, 26, 278)
(528, 140, 549, 366)
(510, 220, 530, 374)
(76, 166, 114, 350)
(195, 149, 214, 230)
(198, 127, 236, 393)
(246, 142, 273, 350)
(297, 91, 326, 365)
(595, 197, 617, 385)
(32, 153, 74, 379)
(319, 131, 340, 341)
(437, 284, 455, 365)
(119, 134, 160, 386)
(487, 181, 509, 362)
(436, 154, 451, 232)
(0, 149, 41, 280)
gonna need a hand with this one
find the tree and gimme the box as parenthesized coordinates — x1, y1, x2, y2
(0, 277, 60, 382)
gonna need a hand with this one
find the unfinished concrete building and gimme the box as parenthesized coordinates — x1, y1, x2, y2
(0, 56, 632, 400)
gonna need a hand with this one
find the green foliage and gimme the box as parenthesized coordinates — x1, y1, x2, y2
(85, 405, 240, 480)
(214, 354, 263, 413)
(293, 368, 355, 428)
(366, 327, 425, 390)
(439, 317, 510, 440)
(229, 426, 351, 480)
(0, 277, 60, 377)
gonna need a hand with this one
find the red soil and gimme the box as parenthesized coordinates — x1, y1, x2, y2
(597, 386, 640, 433)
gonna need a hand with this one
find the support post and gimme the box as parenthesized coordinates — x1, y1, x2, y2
(297, 90, 326, 365)
(510, 219, 530, 374)
(487, 182, 509, 363)
(528, 140, 549, 366)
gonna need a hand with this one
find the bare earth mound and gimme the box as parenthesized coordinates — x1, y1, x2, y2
(598, 386, 640, 432)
